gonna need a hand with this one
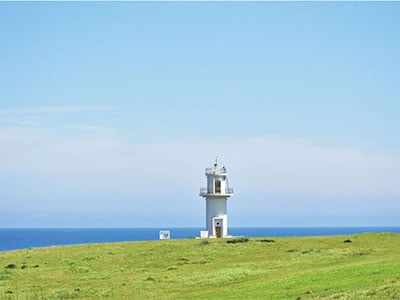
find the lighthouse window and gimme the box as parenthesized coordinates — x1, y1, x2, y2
(215, 180, 221, 193)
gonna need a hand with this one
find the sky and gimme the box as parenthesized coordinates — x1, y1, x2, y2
(0, 2, 399, 228)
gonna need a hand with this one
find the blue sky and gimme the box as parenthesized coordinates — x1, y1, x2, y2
(0, 2, 399, 228)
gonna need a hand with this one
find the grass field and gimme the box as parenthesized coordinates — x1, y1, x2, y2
(0, 233, 399, 299)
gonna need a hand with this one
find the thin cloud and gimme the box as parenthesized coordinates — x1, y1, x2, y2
(62, 123, 108, 132)
(0, 105, 112, 128)
(37, 105, 111, 113)
(1, 128, 399, 198)
(0, 105, 111, 116)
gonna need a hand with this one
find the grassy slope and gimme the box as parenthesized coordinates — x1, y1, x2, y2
(0, 233, 399, 299)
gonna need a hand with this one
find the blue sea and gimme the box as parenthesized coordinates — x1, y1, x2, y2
(1, 227, 399, 252)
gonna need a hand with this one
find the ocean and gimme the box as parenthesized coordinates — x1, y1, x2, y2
(1, 227, 399, 252)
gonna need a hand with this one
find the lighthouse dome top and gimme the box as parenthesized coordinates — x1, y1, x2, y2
(205, 165, 227, 176)
(205, 157, 227, 176)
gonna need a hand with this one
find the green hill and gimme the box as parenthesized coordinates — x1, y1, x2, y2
(1, 233, 399, 299)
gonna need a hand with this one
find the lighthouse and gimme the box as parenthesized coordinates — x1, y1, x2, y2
(200, 158, 234, 238)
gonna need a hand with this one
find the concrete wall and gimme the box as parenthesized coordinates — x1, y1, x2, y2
(206, 197, 228, 237)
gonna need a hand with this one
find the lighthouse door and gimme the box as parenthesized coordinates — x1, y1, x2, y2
(214, 219, 222, 238)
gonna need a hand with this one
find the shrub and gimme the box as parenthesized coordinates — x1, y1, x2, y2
(145, 276, 155, 281)
(259, 239, 275, 243)
(227, 237, 249, 244)
(177, 258, 190, 265)
(5, 264, 17, 269)
(343, 239, 352, 243)
(178, 258, 189, 262)
(286, 249, 298, 253)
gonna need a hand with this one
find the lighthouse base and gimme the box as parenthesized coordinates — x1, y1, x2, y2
(205, 215, 228, 238)
(197, 231, 233, 239)
(208, 235, 233, 239)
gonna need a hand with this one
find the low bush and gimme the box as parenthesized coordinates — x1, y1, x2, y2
(286, 249, 298, 253)
(227, 237, 249, 244)
(5, 264, 17, 269)
(145, 276, 155, 282)
(259, 239, 275, 243)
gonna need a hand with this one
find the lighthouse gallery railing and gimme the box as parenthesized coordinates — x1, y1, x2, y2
(200, 187, 233, 196)
(205, 167, 227, 175)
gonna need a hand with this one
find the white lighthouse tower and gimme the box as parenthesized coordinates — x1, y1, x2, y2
(200, 158, 233, 238)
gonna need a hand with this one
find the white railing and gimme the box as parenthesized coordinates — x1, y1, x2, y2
(200, 187, 233, 196)
(226, 187, 234, 194)
(205, 167, 227, 175)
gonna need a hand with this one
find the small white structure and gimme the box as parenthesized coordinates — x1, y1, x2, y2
(200, 230, 209, 239)
(159, 230, 170, 240)
(200, 158, 233, 238)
